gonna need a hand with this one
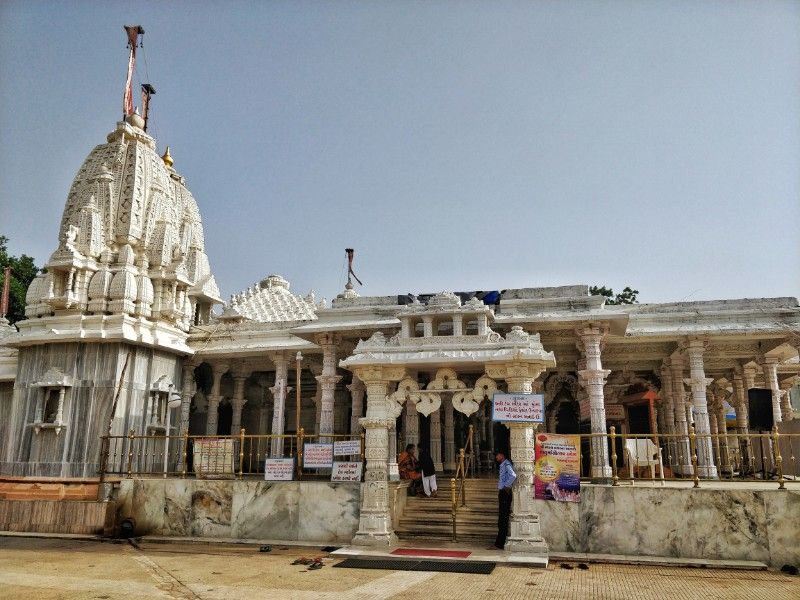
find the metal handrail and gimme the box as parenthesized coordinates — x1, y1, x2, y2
(99, 429, 366, 478)
(450, 424, 474, 541)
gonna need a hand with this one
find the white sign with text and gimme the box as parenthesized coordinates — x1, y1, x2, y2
(303, 443, 334, 468)
(264, 458, 295, 481)
(492, 393, 545, 423)
(331, 461, 363, 482)
(333, 439, 361, 456)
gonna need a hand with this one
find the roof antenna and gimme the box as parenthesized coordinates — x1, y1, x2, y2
(345, 248, 363, 289)
(123, 25, 145, 119)
(140, 83, 156, 132)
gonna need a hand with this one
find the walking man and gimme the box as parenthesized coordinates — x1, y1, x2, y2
(491, 449, 515, 550)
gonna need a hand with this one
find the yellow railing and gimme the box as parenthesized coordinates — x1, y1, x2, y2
(450, 424, 475, 541)
(99, 429, 365, 479)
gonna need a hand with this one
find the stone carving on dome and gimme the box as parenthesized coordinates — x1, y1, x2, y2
(428, 291, 461, 308)
(24, 119, 221, 333)
(224, 275, 317, 324)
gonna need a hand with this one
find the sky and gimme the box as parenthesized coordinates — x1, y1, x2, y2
(1, 1, 798, 305)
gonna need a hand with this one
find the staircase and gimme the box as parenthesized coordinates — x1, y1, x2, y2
(395, 478, 498, 543)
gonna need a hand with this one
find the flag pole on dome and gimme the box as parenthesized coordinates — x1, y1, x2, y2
(123, 25, 145, 119)
(345, 248, 363, 287)
(141, 83, 156, 132)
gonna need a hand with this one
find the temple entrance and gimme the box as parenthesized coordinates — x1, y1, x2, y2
(555, 400, 580, 434)
(627, 403, 651, 434)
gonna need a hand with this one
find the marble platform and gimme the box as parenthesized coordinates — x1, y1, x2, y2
(115, 479, 360, 543)
(536, 484, 800, 568)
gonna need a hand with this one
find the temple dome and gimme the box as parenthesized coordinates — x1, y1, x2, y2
(24, 119, 221, 331)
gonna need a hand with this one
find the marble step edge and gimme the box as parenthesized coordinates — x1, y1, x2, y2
(547, 552, 768, 571)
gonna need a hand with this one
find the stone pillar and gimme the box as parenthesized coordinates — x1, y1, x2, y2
(230, 370, 248, 435)
(660, 361, 678, 469)
(577, 326, 612, 480)
(444, 398, 456, 470)
(708, 391, 720, 465)
(499, 364, 548, 554)
(352, 366, 405, 546)
(388, 425, 399, 481)
(422, 316, 434, 338)
(205, 363, 228, 435)
(715, 391, 730, 471)
(430, 408, 443, 472)
(405, 399, 419, 447)
(176, 362, 196, 471)
(270, 353, 290, 457)
(683, 340, 717, 478)
(348, 377, 366, 435)
(779, 380, 794, 421)
(732, 368, 751, 471)
(257, 374, 272, 435)
(670, 356, 692, 475)
(761, 357, 783, 425)
(316, 334, 342, 442)
(452, 314, 463, 336)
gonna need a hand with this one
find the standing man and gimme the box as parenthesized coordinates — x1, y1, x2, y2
(491, 449, 516, 550)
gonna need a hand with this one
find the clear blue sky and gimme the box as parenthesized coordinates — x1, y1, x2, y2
(1, 1, 798, 304)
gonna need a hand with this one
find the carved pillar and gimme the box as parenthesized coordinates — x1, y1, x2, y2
(270, 353, 290, 457)
(444, 398, 456, 470)
(230, 369, 248, 435)
(257, 374, 272, 435)
(352, 366, 404, 546)
(430, 408, 443, 472)
(577, 326, 611, 480)
(670, 356, 692, 475)
(316, 334, 342, 441)
(388, 424, 399, 481)
(422, 315, 434, 338)
(452, 314, 463, 336)
(405, 398, 419, 447)
(779, 380, 794, 421)
(205, 362, 228, 435)
(683, 340, 717, 478)
(761, 357, 783, 425)
(731, 368, 751, 470)
(348, 377, 366, 435)
(715, 390, 730, 470)
(708, 391, 720, 466)
(497, 362, 548, 554)
(660, 361, 678, 469)
(176, 362, 196, 471)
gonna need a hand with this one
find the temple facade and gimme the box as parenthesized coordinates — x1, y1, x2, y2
(0, 50, 799, 550)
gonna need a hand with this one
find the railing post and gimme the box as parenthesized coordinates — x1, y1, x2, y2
(772, 426, 785, 490)
(297, 427, 305, 480)
(458, 448, 466, 506)
(238, 428, 246, 479)
(689, 424, 700, 488)
(450, 477, 457, 541)
(126, 429, 136, 478)
(181, 430, 189, 478)
(360, 430, 365, 462)
(609, 427, 618, 486)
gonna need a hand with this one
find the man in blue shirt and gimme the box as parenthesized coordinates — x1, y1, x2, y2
(491, 449, 516, 549)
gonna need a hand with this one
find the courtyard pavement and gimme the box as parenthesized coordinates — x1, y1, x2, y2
(0, 537, 797, 599)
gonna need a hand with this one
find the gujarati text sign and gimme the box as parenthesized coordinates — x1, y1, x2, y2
(331, 461, 363, 482)
(193, 438, 235, 479)
(264, 458, 295, 481)
(303, 443, 334, 468)
(534, 433, 581, 503)
(333, 439, 361, 456)
(492, 393, 545, 423)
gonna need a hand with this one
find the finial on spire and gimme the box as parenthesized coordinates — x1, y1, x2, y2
(123, 26, 145, 119)
(161, 146, 174, 167)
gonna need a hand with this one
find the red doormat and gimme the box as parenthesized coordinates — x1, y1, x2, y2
(391, 548, 472, 558)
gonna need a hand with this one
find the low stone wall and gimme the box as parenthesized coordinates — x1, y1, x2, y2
(537, 486, 799, 567)
(115, 479, 360, 543)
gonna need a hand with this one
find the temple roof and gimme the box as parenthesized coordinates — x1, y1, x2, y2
(221, 275, 318, 324)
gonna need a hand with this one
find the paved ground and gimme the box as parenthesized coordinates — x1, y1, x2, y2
(0, 537, 797, 600)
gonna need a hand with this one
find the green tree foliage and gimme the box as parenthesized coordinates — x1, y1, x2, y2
(0, 236, 42, 324)
(589, 285, 639, 305)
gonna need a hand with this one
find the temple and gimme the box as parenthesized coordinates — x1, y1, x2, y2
(0, 30, 798, 564)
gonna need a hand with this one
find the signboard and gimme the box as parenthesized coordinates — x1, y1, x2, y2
(534, 433, 581, 502)
(605, 404, 625, 421)
(333, 439, 361, 456)
(193, 438, 235, 479)
(492, 393, 545, 423)
(264, 458, 295, 481)
(303, 443, 334, 468)
(331, 461, 363, 482)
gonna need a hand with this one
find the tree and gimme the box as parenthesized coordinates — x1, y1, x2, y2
(0, 236, 42, 324)
(590, 285, 639, 305)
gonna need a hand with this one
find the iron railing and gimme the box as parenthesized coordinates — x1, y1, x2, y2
(450, 424, 475, 541)
(99, 429, 365, 479)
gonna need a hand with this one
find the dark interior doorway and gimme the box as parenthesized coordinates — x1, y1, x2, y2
(418, 414, 431, 452)
(627, 404, 651, 435)
(216, 402, 233, 435)
(555, 401, 580, 434)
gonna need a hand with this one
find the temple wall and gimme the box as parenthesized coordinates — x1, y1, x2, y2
(115, 479, 360, 543)
(0, 382, 13, 457)
(537, 486, 800, 568)
(0, 342, 183, 477)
